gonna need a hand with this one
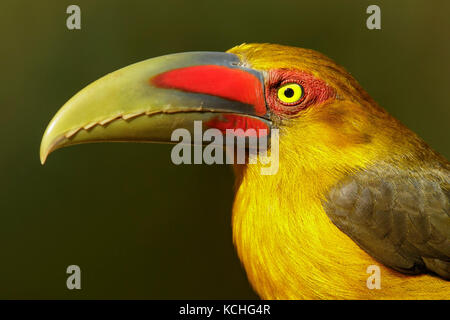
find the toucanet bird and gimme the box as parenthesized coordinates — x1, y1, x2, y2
(40, 44, 449, 299)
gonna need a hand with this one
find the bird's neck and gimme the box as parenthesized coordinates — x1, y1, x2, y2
(232, 158, 372, 299)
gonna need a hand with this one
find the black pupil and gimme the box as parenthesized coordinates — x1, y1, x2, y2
(284, 87, 295, 98)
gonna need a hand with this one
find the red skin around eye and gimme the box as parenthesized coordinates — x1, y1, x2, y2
(267, 69, 335, 116)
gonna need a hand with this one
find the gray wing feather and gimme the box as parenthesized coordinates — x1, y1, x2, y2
(323, 162, 450, 279)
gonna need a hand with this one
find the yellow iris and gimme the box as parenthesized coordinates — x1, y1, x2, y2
(277, 83, 303, 104)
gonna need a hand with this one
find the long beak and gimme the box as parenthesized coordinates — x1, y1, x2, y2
(40, 52, 270, 164)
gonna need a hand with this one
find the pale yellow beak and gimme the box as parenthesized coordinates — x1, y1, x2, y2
(40, 52, 269, 164)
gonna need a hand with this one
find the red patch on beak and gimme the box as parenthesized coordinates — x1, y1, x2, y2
(205, 115, 269, 137)
(151, 65, 266, 116)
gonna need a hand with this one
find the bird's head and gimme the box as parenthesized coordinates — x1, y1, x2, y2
(41, 43, 404, 176)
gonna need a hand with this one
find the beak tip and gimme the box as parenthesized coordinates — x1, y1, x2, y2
(40, 154, 47, 165)
(40, 133, 59, 165)
(39, 144, 49, 165)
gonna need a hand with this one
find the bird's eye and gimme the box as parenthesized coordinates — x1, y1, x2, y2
(277, 83, 304, 105)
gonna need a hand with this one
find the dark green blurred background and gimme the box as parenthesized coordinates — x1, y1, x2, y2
(0, 0, 448, 299)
